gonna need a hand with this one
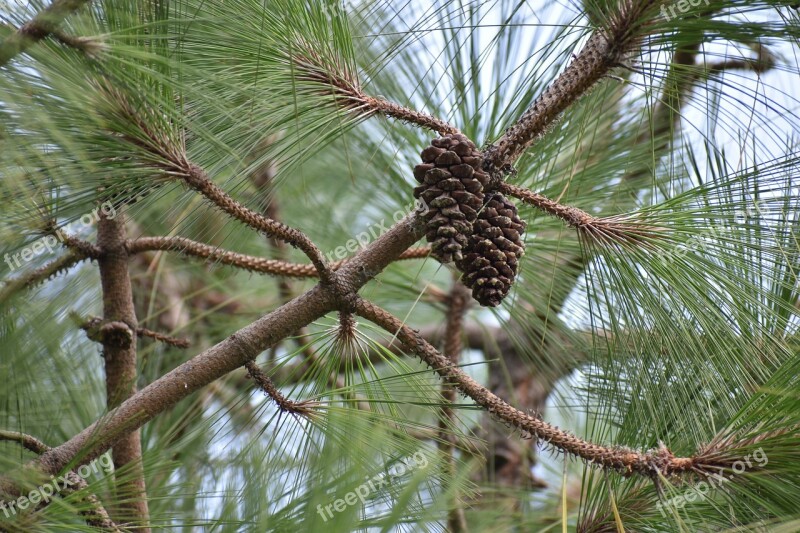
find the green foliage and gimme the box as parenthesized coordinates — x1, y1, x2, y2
(1, 0, 800, 531)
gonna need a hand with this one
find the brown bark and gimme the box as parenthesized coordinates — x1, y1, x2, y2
(0, 431, 121, 531)
(96, 213, 150, 532)
(440, 281, 470, 532)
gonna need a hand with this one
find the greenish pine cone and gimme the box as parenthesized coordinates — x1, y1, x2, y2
(457, 192, 526, 307)
(412, 133, 489, 263)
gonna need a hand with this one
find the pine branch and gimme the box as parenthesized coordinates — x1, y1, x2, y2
(484, 0, 658, 172)
(499, 182, 664, 249)
(0, 430, 49, 455)
(81, 317, 190, 349)
(243, 360, 316, 417)
(50, 29, 104, 57)
(0, 251, 92, 305)
(0, 431, 121, 531)
(294, 51, 459, 135)
(136, 327, 190, 349)
(95, 81, 334, 284)
(0, 0, 91, 66)
(248, 151, 316, 362)
(62, 472, 124, 532)
(96, 212, 150, 531)
(439, 280, 469, 533)
(705, 42, 775, 75)
(13, 213, 423, 488)
(179, 164, 335, 284)
(125, 236, 431, 277)
(55, 231, 101, 257)
(352, 296, 738, 479)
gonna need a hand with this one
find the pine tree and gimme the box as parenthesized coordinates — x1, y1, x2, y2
(1, 1, 799, 531)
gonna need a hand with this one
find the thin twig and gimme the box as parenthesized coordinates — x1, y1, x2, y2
(136, 327, 190, 348)
(499, 182, 664, 249)
(293, 50, 459, 135)
(706, 43, 775, 75)
(125, 236, 431, 277)
(50, 29, 104, 57)
(0, 251, 92, 305)
(81, 316, 190, 349)
(243, 360, 316, 417)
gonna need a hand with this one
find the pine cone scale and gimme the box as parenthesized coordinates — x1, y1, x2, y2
(414, 134, 490, 263)
(456, 192, 526, 307)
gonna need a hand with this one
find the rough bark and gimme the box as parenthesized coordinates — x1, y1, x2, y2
(96, 213, 150, 532)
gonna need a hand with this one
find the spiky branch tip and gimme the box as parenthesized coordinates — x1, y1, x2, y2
(244, 360, 317, 418)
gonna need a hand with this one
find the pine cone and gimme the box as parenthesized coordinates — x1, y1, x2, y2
(413, 134, 490, 263)
(457, 193, 526, 307)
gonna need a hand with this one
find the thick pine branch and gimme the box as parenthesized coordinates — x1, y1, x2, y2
(484, 0, 658, 172)
(96, 213, 150, 531)
(0, 431, 121, 531)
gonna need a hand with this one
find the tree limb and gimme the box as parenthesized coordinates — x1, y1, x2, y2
(0, 431, 50, 455)
(0, 0, 91, 66)
(0, 251, 92, 305)
(484, 1, 658, 172)
(125, 236, 431, 278)
(439, 280, 469, 533)
(96, 212, 150, 531)
(352, 296, 709, 478)
(0, 431, 121, 531)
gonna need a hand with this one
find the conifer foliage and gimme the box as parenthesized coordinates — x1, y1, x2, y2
(1, 0, 799, 531)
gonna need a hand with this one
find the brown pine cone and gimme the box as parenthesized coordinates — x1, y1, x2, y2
(457, 192, 526, 307)
(413, 133, 490, 263)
